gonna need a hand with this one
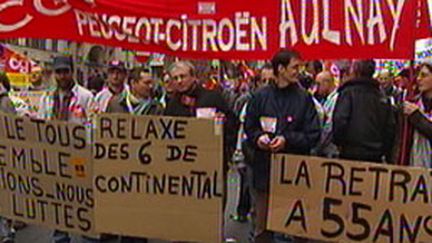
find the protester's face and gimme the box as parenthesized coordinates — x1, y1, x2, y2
(315, 73, 333, 96)
(278, 58, 302, 84)
(107, 68, 127, 86)
(132, 72, 154, 98)
(394, 76, 406, 88)
(55, 68, 73, 89)
(30, 71, 42, 84)
(378, 72, 392, 88)
(418, 66, 432, 94)
(258, 68, 274, 88)
(170, 66, 195, 93)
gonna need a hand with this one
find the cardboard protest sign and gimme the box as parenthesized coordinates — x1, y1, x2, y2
(93, 114, 224, 242)
(268, 154, 432, 242)
(0, 113, 95, 235)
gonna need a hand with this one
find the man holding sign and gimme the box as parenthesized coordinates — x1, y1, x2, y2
(105, 67, 163, 243)
(245, 49, 321, 242)
(36, 56, 97, 243)
(164, 61, 238, 174)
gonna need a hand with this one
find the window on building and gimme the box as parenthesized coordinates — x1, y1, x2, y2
(37, 39, 46, 50)
(26, 39, 46, 50)
(0, 39, 19, 45)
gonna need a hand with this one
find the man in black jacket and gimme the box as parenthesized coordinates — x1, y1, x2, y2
(164, 61, 237, 151)
(333, 60, 396, 163)
(244, 50, 321, 242)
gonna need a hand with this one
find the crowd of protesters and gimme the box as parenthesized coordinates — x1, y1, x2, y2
(0, 49, 432, 243)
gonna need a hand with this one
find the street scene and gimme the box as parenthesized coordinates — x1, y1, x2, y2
(0, 1, 431, 243)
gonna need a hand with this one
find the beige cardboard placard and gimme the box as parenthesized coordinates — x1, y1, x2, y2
(93, 114, 224, 242)
(268, 154, 432, 243)
(0, 113, 96, 236)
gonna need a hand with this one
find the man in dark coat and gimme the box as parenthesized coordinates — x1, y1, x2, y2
(244, 50, 321, 242)
(164, 61, 238, 167)
(332, 60, 396, 163)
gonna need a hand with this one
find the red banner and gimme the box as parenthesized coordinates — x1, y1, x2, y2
(0, 0, 425, 60)
(0, 44, 38, 73)
(416, 0, 432, 39)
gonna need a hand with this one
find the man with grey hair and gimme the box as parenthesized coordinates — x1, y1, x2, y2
(165, 61, 196, 94)
(164, 60, 238, 200)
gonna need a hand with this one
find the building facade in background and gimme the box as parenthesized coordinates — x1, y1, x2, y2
(1, 38, 139, 86)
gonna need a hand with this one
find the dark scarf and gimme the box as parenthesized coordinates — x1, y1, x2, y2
(53, 82, 75, 121)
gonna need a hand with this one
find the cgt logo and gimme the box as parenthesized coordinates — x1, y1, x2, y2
(7, 54, 32, 73)
(0, 0, 92, 32)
